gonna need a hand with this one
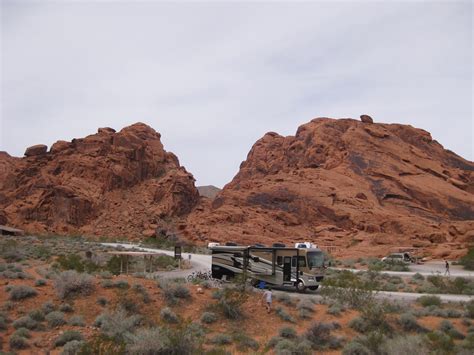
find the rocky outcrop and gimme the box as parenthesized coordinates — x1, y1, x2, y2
(184, 117, 474, 258)
(0, 123, 200, 238)
(197, 185, 222, 199)
(24, 144, 48, 157)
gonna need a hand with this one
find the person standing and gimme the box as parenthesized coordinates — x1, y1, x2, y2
(444, 260, 450, 276)
(262, 287, 273, 313)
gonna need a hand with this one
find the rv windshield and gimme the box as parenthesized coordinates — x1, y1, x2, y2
(307, 251, 324, 268)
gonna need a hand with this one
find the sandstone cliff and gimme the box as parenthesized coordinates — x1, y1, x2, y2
(0, 123, 199, 238)
(184, 117, 474, 258)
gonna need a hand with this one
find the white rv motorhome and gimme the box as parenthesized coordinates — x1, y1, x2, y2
(209, 244, 326, 292)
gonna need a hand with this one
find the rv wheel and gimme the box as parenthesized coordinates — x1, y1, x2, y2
(296, 280, 306, 293)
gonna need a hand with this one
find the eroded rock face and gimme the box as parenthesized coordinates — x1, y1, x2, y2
(184, 118, 474, 258)
(0, 123, 200, 238)
(24, 144, 48, 157)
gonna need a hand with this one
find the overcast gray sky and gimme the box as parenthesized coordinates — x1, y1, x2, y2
(1, 0, 472, 187)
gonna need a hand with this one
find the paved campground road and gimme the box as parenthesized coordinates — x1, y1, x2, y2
(101, 243, 473, 303)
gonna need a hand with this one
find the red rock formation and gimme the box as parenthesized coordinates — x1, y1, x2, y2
(184, 118, 474, 258)
(0, 123, 199, 238)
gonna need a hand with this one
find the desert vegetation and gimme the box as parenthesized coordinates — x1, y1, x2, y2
(1, 235, 474, 354)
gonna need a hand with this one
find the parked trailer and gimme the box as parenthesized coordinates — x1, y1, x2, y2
(209, 244, 326, 292)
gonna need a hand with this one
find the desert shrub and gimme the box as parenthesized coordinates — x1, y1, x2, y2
(162, 281, 191, 305)
(465, 299, 474, 318)
(54, 270, 94, 299)
(299, 308, 313, 319)
(399, 312, 426, 332)
(279, 326, 297, 339)
(101, 280, 114, 288)
(321, 270, 377, 309)
(211, 289, 223, 300)
(13, 328, 31, 338)
(417, 295, 441, 307)
(233, 332, 259, 351)
(445, 308, 463, 318)
(126, 328, 164, 354)
(349, 301, 391, 334)
(13, 316, 38, 330)
(61, 340, 86, 355)
(46, 311, 66, 327)
(381, 335, 430, 354)
(304, 321, 342, 350)
(459, 332, 474, 351)
(0, 315, 7, 330)
(96, 309, 141, 341)
(132, 283, 151, 304)
(28, 309, 45, 322)
(9, 334, 29, 349)
(99, 271, 113, 279)
(8, 285, 38, 300)
(56, 254, 99, 273)
(126, 324, 200, 355)
(276, 307, 295, 323)
(54, 330, 84, 347)
(460, 247, 474, 270)
(214, 287, 246, 320)
(439, 319, 465, 339)
(413, 272, 425, 281)
(327, 303, 343, 316)
(106, 255, 122, 275)
(42, 301, 56, 314)
(60, 303, 74, 313)
(274, 338, 297, 353)
(35, 279, 47, 286)
(342, 340, 370, 355)
(69, 315, 85, 326)
(200, 312, 217, 324)
(267, 336, 284, 348)
(211, 334, 233, 345)
(352, 331, 386, 354)
(2, 300, 14, 310)
(276, 293, 294, 306)
(426, 330, 455, 354)
(97, 297, 108, 306)
(296, 299, 314, 312)
(114, 280, 130, 289)
(160, 307, 179, 324)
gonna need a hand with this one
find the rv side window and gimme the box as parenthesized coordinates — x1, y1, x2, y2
(277, 256, 283, 265)
(298, 256, 306, 267)
(291, 257, 297, 267)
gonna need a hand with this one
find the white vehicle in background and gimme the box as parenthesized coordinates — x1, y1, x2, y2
(381, 252, 414, 264)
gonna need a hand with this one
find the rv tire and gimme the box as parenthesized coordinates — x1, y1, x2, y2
(308, 286, 319, 291)
(296, 280, 306, 293)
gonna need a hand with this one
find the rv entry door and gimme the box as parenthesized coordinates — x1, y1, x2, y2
(283, 256, 291, 282)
